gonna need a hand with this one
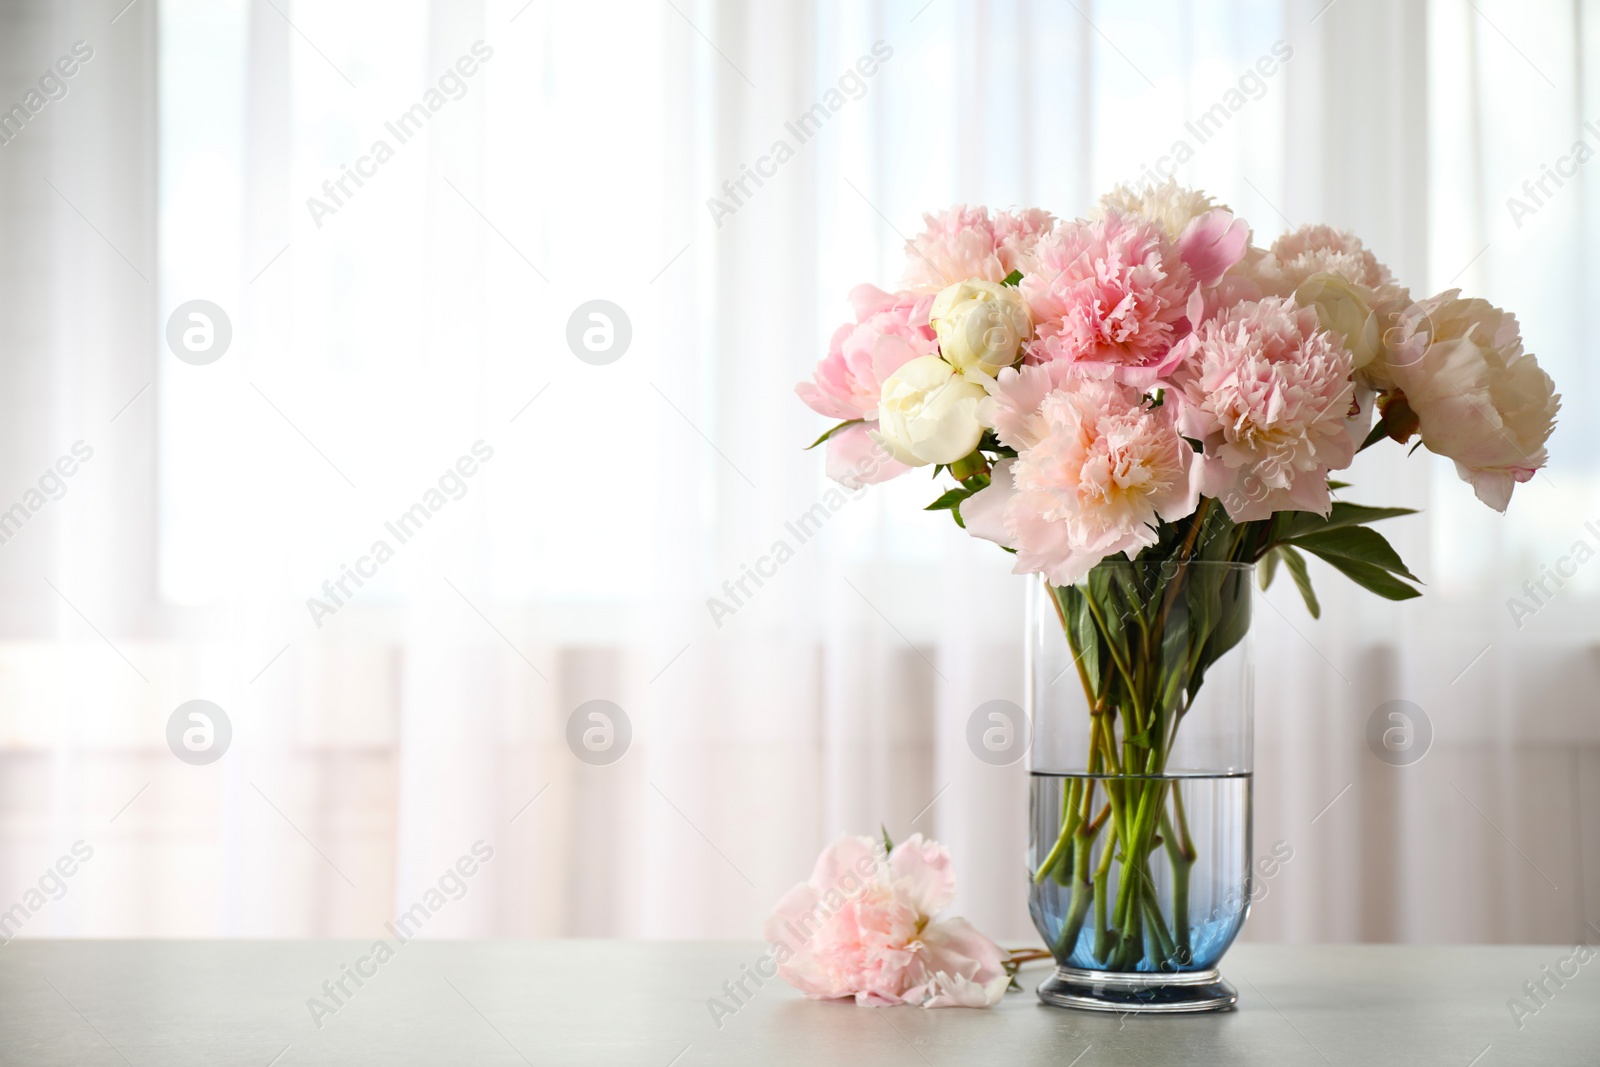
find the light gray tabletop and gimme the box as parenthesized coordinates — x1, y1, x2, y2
(0, 941, 1592, 1065)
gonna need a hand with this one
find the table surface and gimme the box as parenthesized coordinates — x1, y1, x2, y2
(1, 941, 1594, 1065)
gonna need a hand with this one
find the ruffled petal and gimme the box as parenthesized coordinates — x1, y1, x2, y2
(888, 834, 956, 916)
(1177, 208, 1250, 287)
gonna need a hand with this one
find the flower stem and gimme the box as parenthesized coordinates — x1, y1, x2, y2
(1161, 785, 1197, 964)
(1033, 777, 1082, 885)
(1091, 858, 1113, 960)
(1051, 820, 1097, 957)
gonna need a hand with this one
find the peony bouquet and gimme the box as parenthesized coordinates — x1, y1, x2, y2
(796, 180, 1559, 975)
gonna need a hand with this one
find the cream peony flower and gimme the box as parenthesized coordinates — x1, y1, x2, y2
(1174, 297, 1357, 522)
(1097, 177, 1222, 242)
(1293, 273, 1385, 373)
(1386, 291, 1559, 511)
(930, 279, 1031, 376)
(871, 355, 988, 466)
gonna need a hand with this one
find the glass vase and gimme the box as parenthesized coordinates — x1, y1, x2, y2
(1026, 560, 1254, 1013)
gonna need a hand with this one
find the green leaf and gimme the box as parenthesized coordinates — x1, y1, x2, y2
(1191, 565, 1252, 700)
(1358, 417, 1390, 452)
(1279, 545, 1321, 619)
(1273, 501, 1418, 542)
(881, 825, 894, 855)
(1301, 551, 1423, 601)
(1326, 480, 1351, 491)
(1287, 525, 1419, 581)
(1257, 549, 1281, 591)
(1085, 567, 1130, 658)
(804, 419, 862, 450)
(924, 487, 973, 512)
(928, 489, 972, 531)
(1001, 269, 1024, 286)
(1056, 585, 1103, 700)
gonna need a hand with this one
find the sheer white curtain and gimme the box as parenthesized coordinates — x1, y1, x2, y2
(0, 0, 1593, 947)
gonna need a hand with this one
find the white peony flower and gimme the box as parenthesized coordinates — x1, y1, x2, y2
(929, 279, 1031, 376)
(1096, 178, 1222, 242)
(1386, 292, 1559, 511)
(870, 355, 988, 466)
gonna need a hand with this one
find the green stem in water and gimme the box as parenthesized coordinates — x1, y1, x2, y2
(1145, 883, 1184, 972)
(1160, 787, 1196, 965)
(1033, 777, 1082, 886)
(1091, 824, 1116, 962)
(1112, 779, 1162, 930)
(1139, 874, 1179, 966)
(1051, 821, 1097, 958)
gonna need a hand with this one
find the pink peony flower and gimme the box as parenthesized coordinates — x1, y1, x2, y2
(796, 284, 936, 421)
(992, 207, 1058, 274)
(797, 285, 934, 488)
(1175, 209, 1251, 289)
(824, 422, 909, 489)
(1173, 297, 1356, 522)
(1018, 212, 1204, 387)
(762, 834, 1009, 1008)
(901, 205, 1057, 293)
(976, 360, 1079, 453)
(1269, 224, 1393, 291)
(963, 374, 1200, 585)
(1096, 180, 1250, 290)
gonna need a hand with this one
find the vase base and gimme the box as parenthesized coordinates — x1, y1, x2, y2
(1036, 965, 1237, 1014)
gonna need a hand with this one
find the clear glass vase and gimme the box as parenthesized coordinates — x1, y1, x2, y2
(1026, 560, 1254, 1013)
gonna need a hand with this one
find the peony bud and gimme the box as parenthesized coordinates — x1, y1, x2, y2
(871, 355, 988, 466)
(929, 280, 1031, 376)
(1294, 273, 1383, 372)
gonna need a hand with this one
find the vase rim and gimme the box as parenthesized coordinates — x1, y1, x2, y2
(1042, 559, 1254, 587)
